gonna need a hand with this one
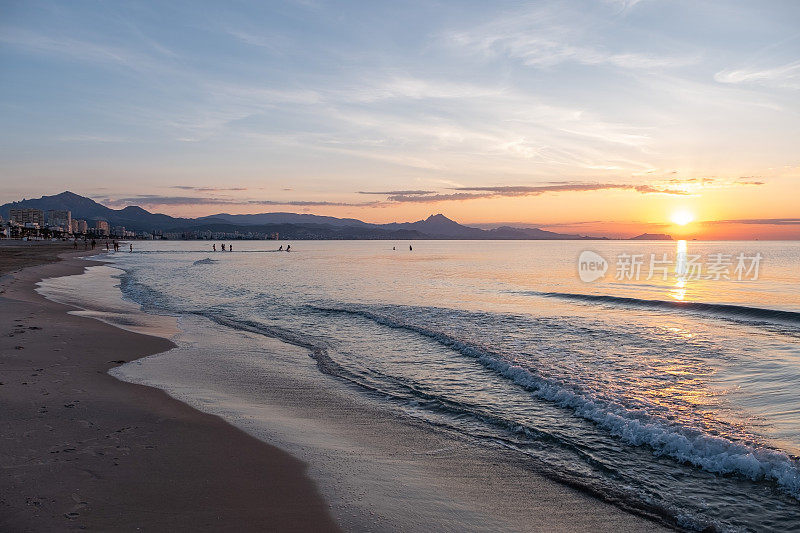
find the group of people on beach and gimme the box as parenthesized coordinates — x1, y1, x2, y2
(211, 243, 292, 252)
(72, 239, 131, 252)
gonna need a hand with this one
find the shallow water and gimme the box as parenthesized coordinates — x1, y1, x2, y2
(65, 240, 800, 531)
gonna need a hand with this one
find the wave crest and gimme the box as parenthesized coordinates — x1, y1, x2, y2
(314, 304, 800, 499)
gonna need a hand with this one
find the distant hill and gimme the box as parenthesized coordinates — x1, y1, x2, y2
(1, 191, 602, 239)
(377, 214, 596, 239)
(630, 233, 673, 240)
(0, 191, 192, 232)
(174, 221, 425, 240)
(379, 214, 486, 238)
(199, 212, 374, 228)
(484, 225, 597, 240)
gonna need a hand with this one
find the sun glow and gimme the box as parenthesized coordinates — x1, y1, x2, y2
(671, 210, 694, 226)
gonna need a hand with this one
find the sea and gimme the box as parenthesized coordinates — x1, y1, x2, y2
(38, 240, 800, 531)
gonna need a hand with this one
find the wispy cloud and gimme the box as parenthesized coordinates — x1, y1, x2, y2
(454, 184, 687, 194)
(443, 5, 697, 71)
(109, 195, 375, 207)
(709, 218, 800, 226)
(223, 27, 292, 54)
(358, 190, 436, 195)
(171, 186, 249, 192)
(109, 181, 690, 208)
(56, 134, 133, 143)
(602, 0, 645, 13)
(734, 178, 766, 186)
(383, 182, 689, 203)
(715, 61, 800, 89)
(0, 27, 166, 74)
(345, 77, 505, 103)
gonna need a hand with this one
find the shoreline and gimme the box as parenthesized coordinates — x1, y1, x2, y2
(1, 244, 671, 531)
(0, 249, 340, 531)
(95, 253, 671, 530)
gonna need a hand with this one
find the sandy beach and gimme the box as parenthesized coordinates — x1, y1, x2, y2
(0, 243, 339, 531)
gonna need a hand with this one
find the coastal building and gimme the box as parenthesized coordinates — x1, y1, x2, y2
(71, 219, 88, 234)
(9, 208, 44, 228)
(112, 226, 136, 238)
(46, 210, 72, 232)
(95, 220, 110, 236)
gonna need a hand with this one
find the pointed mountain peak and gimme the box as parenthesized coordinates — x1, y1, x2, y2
(425, 213, 452, 222)
(120, 205, 150, 214)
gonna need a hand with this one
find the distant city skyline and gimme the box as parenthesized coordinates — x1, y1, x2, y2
(1, 0, 799, 239)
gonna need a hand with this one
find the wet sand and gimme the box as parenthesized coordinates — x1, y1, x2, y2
(0, 241, 79, 277)
(0, 245, 340, 531)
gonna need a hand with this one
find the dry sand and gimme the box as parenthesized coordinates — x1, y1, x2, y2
(0, 243, 340, 531)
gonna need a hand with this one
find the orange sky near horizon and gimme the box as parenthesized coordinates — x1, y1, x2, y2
(76, 171, 799, 240)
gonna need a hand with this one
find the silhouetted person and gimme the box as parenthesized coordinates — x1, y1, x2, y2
(213, 244, 216, 252)
(106, 242, 109, 251)
(393, 246, 396, 250)
(279, 245, 283, 251)
(221, 243, 226, 251)
(229, 244, 233, 252)
(286, 244, 291, 252)
(409, 245, 412, 251)
(91, 239, 96, 250)
(129, 243, 133, 252)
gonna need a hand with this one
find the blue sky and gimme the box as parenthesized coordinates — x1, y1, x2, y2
(1, 0, 798, 231)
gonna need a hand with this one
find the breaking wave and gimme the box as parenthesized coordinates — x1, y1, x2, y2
(313, 304, 800, 500)
(517, 291, 800, 325)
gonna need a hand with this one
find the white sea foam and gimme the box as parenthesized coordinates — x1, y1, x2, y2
(322, 305, 800, 500)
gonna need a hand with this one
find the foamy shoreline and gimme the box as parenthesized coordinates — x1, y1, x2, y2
(44, 252, 671, 531)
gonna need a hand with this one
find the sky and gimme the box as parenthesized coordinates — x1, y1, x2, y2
(1, 0, 799, 238)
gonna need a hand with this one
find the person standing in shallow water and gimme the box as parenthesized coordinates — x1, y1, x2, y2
(212, 244, 216, 252)
(221, 243, 225, 251)
(409, 245, 412, 251)
(229, 244, 232, 252)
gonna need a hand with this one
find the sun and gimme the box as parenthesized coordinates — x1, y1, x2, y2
(671, 210, 694, 226)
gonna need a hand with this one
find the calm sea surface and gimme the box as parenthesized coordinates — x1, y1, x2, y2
(71, 240, 800, 530)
